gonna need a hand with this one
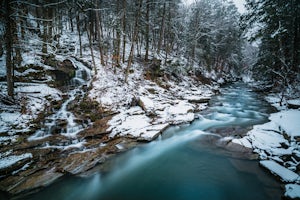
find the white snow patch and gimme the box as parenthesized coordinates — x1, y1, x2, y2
(0, 153, 32, 170)
(168, 101, 194, 115)
(232, 137, 252, 148)
(139, 96, 154, 111)
(287, 99, 300, 107)
(115, 144, 124, 150)
(269, 110, 300, 138)
(140, 123, 170, 140)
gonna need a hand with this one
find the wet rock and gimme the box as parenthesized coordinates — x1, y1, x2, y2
(208, 126, 250, 138)
(186, 97, 210, 104)
(57, 151, 104, 174)
(78, 117, 111, 140)
(50, 59, 76, 86)
(6, 168, 63, 195)
(0, 156, 32, 175)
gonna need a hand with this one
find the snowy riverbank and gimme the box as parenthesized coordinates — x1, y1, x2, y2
(233, 95, 300, 199)
(88, 60, 216, 142)
(0, 42, 219, 196)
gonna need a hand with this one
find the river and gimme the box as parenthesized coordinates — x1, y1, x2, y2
(23, 83, 282, 200)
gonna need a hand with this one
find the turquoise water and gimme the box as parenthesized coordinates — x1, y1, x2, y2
(23, 83, 281, 200)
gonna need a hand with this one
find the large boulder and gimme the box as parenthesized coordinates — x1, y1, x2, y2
(51, 59, 76, 86)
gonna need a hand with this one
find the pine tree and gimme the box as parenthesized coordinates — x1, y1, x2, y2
(242, 0, 300, 87)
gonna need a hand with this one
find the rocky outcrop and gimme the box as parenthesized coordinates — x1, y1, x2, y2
(50, 59, 76, 86)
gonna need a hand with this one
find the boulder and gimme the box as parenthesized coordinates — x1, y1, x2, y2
(50, 59, 76, 86)
(138, 96, 155, 115)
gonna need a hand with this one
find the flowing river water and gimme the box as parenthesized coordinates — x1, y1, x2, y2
(23, 83, 282, 200)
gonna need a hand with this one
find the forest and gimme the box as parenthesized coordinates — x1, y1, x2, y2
(0, 0, 300, 199)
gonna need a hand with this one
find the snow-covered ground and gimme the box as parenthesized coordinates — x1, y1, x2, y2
(88, 58, 216, 141)
(233, 95, 300, 199)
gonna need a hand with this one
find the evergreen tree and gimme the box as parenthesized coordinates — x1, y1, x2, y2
(242, 0, 300, 88)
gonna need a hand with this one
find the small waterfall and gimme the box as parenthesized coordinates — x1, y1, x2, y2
(28, 58, 91, 142)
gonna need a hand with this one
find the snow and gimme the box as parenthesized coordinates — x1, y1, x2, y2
(287, 99, 300, 107)
(87, 51, 215, 140)
(265, 94, 286, 110)
(0, 82, 62, 135)
(168, 101, 194, 115)
(232, 137, 252, 148)
(269, 110, 300, 138)
(139, 96, 155, 111)
(40, 141, 86, 151)
(232, 107, 300, 198)
(285, 184, 300, 199)
(140, 123, 170, 140)
(260, 160, 299, 182)
(0, 153, 32, 170)
(108, 107, 170, 141)
(0, 55, 6, 76)
(233, 110, 300, 158)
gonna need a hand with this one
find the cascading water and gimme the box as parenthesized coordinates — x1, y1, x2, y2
(24, 82, 282, 200)
(28, 58, 91, 142)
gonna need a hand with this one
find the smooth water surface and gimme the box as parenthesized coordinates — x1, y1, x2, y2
(24, 83, 281, 200)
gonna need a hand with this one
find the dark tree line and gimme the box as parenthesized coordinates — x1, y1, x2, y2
(0, 0, 245, 99)
(242, 0, 300, 94)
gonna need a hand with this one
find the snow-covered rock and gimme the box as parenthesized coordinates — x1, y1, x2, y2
(140, 123, 170, 141)
(0, 153, 33, 170)
(285, 184, 300, 199)
(233, 108, 300, 199)
(138, 96, 155, 113)
(260, 160, 299, 183)
(232, 137, 252, 148)
(269, 110, 300, 138)
(87, 59, 215, 141)
(287, 99, 300, 109)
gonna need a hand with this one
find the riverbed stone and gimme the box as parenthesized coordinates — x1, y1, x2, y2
(8, 169, 63, 195)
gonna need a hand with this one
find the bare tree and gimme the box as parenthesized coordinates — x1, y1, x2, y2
(4, 0, 14, 98)
(125, 0, 143, 82)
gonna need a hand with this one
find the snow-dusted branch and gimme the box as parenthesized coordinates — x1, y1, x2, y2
(10, 0, 67, 8)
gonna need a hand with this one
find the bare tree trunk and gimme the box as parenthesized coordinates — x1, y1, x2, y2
(5, 0, 14, 98)
(69, 9, 74, 32)
(157, 2, 166, 54)
(86, 23, 97, 74)
(122, 0, 127, 63)
(125, 0, 142, 83)
(15, 8, 22, 67)
(114, 0, 121, 67)
(145, 0, 150, 61)
(42, 7, 48, 55)
(48, 6, 53, 43)
(95, 1, 105, 66)
(76, 14, 83, 57)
